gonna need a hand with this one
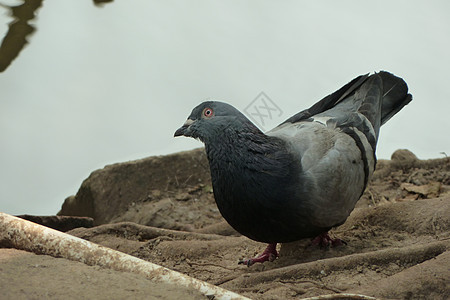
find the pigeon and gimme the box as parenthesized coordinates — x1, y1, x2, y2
(174, 71, 412, 266)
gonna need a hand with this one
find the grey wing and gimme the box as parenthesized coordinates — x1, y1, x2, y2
(270, 74, 382, 189)
(273, 71, 411, 162)
(306, 72, 410, 188)
(267, 72, 411, 228)
(313, 74, 384, 187)
(268, 121, 370, 228)
(266, 76, 384, 227)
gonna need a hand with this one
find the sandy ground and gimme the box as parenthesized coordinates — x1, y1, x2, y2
(0, 248, 204, 299)
(66, 197, 449, 299)
(1, 150, 449, 299)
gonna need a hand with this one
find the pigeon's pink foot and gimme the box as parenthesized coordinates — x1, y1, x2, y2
(311, 232, 346, 248)
(238, 243, 278, 267)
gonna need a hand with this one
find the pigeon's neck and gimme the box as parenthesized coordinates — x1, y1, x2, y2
(203, 122, 299, 190)
(205, 123, 276, 167)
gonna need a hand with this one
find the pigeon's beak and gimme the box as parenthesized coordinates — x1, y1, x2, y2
(174, 119, 195, 137)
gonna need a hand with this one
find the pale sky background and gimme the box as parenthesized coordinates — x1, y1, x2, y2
(1, 0, 449, 216)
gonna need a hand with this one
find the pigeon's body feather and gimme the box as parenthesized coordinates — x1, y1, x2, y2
(175, 71, 412, 244)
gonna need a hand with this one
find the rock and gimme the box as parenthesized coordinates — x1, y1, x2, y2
(16, 215, 93, 232)
(110, 198, 193, 231)
(401, 182, 441, 198)
(175, 192, 190, 201)
(391, 149, 418, 161)
(59, 195, 94, 220)
(58, 148, 211, 225)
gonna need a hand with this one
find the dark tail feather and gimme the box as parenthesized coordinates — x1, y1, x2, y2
(279, 73, 370, 125)
(379, 71, 413, 125)
(356, 74, 384, 138)
(277, 71, 412, 129)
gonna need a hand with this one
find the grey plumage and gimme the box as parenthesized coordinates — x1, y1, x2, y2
(174, 71, 412, 244)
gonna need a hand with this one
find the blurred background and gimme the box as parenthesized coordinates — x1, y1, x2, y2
(1, 0, 449, 215)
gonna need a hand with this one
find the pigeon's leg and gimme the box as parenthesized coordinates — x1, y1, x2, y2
(311, 232, 346, 248)
(238, 243, 278, 267)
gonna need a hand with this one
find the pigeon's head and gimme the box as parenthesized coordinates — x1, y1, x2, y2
(174, 101, 251, 142)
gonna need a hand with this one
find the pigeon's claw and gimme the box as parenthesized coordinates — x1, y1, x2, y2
(238, 243, 278, 267)
(311, 232, 347, 248)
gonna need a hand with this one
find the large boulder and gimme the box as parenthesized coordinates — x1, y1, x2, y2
(58, 148, 212, 225)
(391, 149, 419, 161)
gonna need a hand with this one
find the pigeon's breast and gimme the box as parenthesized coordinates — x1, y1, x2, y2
(206, 139, 321, 243)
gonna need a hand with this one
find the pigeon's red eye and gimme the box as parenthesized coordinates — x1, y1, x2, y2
(203, 108, 214, 118)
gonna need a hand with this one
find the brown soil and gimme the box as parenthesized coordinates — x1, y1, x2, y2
(2, 149, 450, 299)
(0, 248, 204, 299)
